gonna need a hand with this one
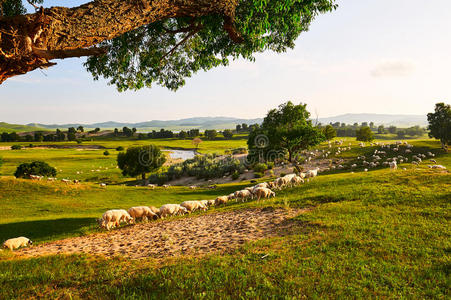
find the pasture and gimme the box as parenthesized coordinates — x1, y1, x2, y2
(0, 138, 449, 298)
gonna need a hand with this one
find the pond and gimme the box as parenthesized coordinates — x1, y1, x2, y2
(163, 149, 197, 160)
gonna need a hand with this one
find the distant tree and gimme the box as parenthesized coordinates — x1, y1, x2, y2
(24, 134, 33, 142)
(132, 128, 137, 134)
(397, 130, 407, 139)
(361, 122, 368, 128)
(178, 130, 188, 139)
(117, 145, 166, 180)
(77, 126, 84, 132)
(68, 127, 76, 134)
(192, 137, 202, 149)
(94, 127, 101, 133)
(341, 123, 346, 128)
(103, 150, 110, 156)
(241, 123, 249, 131)
(123, 127, 133, 137)
(188, 129, 200, 137)
(14, 161, 57, 178)
(323, 125, 336, 140)
(236, 124, 242, 132)
(249, 123, 260, 132)
(34, 132, 44, 142)
(427, 102, 451, 150)
(388, 126, 397, 134)
(223, 129, 234, 139)
(406, 125, 424, 137)
(116, 146, 124, 151)
(11, 144, 22, 150)
(114, 128, 119, 136)
(377, 125, 385, 134)
(204, 130, 218, 140)
(356, 126, 374, 142)
(138, 133, 147, 140)
(67, 132, 76, 141)
(55, 129, 66, 141)
(369, 122, 374, 129)
(248, 101, 325, 162)
(353, 123, 359, 128)
(332, 122, 340, 128)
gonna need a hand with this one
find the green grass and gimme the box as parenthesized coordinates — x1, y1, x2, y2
(0, 122, 48, 133)
(0, 138, 449, 299)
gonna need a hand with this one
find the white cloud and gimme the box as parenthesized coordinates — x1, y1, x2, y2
(371, 61, 415, 77)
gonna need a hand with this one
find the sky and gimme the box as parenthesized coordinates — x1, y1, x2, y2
(0, 0, 450, 124)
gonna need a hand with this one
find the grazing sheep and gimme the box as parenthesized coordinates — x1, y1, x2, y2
(254, 187, 276, 201)
(162, 184, 170, 188)
(429, 165, 447, 170)
(305, 168, 319, 178)
(100, 183, 107, 187)
(291, 176, 304, 186)
(254, 182, 269, 189)
(3, 237, 33, 251)
(389, 161, 397, 170)
(147, 184, 156, 189)
(189, 185, 197, 190)
(127, 206, 158, 222)
(180, 201, 208, 213)
(159, 204, 187, 218)
(61, 179, 71, 184)
(98, 209, 133, 230)
(430, 159, 437, 164)
(207, 199, 216, 206)
(215, 196, 229, 206)
(200, 200, 214, 208)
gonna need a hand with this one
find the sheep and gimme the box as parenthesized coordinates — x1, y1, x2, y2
(127, 206, 158, 222)
(159, 204, 187, 218)
(148, 206, 160, 216)
(254, 182, 269, 189)
(235, 190, 253, 202)
(3, 237, 33, 251)
(305, 168, 319, 178)
(189, 185, 197, 190)
(389, 161, 397, 170)
(47, 177, 56, 182)
(98, 209, 133, 230)
(291, 176, 304, 186)
(180, 201, 208, 213)
(207, 199, 216, 207)
(100, 183, 107, 187)
(61, 179, 71, 184)
(429, 165, 447, 170)
(254, 187, 276, 201)
(200, 200, 214, 208)
(147, 184, 156, 189)
(430, 159, 437, 164)
(215, 196, 229, 206)
(162, 184, 170, 188)
(227, 193, 236, 201)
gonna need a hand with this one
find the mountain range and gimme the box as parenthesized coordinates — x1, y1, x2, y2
(9, 114, 427, 132)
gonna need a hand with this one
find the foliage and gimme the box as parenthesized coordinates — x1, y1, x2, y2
(103, 150, 110, 156)
(85, 1, 337, 91)
(247, 101, 325, 162)
(253, 163, 268, 173)
(356, 126, 374, 142)
(10, 144, 22, 150)
(192, 137, 202, 149)
(116, 146, 125, 151)
(231, 170, 240, 180)
(204, 130, 218, 140)
(267, 161, 275, 169)
(254, 172, 264, 178)
(223, 129, 234, 139)
(14, 161, 57, 178)
(323, 124, 336, 140)
(117, 145, 166, 180)
(427, 102, 451, 149)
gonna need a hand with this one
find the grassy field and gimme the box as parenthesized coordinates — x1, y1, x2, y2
(0, 138, 449, 298)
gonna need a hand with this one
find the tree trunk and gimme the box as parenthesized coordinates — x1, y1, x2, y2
(0, 0, 240, 83)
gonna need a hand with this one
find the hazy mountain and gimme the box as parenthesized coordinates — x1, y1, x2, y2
(27, 117, 264, 131)
(317, 113, 427, 127)
(22, 114, 427, 132)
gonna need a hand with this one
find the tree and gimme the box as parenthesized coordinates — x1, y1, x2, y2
(68, 127, 76, 134)
(204, 130, 218, 140)
(114, 128, 119, 136)
(397, 130, 406, 139)
(0, 1, 337, 86)
(67, 132, 76, 141)
(117, 145, 166, 180)
(14, 161, 57, 178)
(427, 102, 451, 150)
(356, 126, 374, 142)
(388, 126, 397, 134)
(369, 122, 374, 129)
(241, 123, 249, 131)
(361, 122, 368, 128)
(34, 132, 44, 142)
(192, 137, 202, 149)
(123, 127, 133, 137)
(94, 127, 101, 133)
(377, 125, 385, 134)
(248, 101, 325, 162)
(77, 126, 84, 132)
(323, 125, 336, 141)
(178, 130, 188, 139)
(223, 129, 234, 139)
(236, 124, 242, 132)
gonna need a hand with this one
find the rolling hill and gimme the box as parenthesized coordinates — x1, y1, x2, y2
(0, 122, 48, 133)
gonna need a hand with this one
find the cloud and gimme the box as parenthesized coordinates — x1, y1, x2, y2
(371, 61, 415, 77)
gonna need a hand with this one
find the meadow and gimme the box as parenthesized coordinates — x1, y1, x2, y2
(0, 137, 449, 299)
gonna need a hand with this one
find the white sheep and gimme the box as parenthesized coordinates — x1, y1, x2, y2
(305, 168, 319, 178)
(180, 201, 208, 213)
(389, 161, 397, 170)
(159, 204, 188, 218)
(98, 209, 133, 230)
(254, 187, 276, 201)
(3, 237, 33, 251)
(127, 206, 158, 222)
(215, 196, 229, 205)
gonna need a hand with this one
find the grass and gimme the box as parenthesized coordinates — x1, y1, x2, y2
(0, 138, 449, 298)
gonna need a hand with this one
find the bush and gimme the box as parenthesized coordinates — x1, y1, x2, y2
(14, 161, 57, 178)
(231, 170, 240, 180)
(253, 163, 268, 173)
(267, 162, 275, 169)
(76, 139, 82, 144)
(116, 146, 125, 151)
(28, 144, 34, 148)
(254, 172, 264, 178)
(103, 150, 110, 156)
(11, 145, 22, 150)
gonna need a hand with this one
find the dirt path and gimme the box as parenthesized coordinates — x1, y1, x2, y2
(17, 208, 308, 260)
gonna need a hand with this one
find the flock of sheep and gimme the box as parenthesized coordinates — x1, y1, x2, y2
(97, 170, 318, 231)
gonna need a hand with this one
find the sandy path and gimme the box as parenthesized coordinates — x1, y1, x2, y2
(17, 208, 307, 260)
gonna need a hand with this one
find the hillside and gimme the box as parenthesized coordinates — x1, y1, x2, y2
(0, 122, 48, 133)
(317, 113, 427, 127)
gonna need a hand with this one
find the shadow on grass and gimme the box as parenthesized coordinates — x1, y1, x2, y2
(0, 218, 96, 243)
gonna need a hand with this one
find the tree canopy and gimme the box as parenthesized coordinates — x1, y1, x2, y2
(117, 145, 166, 180)
(0, 0, 337, 87)
(427, 102, 451, 151)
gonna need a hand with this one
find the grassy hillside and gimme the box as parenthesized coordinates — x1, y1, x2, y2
(0, 122, 47, 133)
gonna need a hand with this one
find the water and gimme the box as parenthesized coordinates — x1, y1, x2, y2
(163, 149, 197, 160)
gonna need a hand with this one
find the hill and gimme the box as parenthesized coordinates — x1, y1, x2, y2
(0, 122, 48, 133)
(317, 113, 427, 127)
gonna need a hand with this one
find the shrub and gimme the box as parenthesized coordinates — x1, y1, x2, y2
(28, 144, 34, 148)
(254, 172, 264, 178)
(232, 170, 240, 180)
(116, 146, 125, 151)
(14, 161, 57, 178)
(253, 163, 268, 173)
(76, 139, 82, 144)
(11, 145, 22, 150)
(267, 162, 275, 169)
(103, 150, 110, 156)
